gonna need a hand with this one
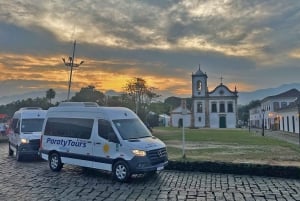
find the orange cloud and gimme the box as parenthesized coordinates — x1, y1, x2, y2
(0, 53, 254, 97)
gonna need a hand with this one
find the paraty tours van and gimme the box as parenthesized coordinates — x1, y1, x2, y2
(40, 102, 168, 182)
(8, 107, 47, 161)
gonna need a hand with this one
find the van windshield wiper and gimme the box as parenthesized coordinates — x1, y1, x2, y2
(139, 136, 151, 139)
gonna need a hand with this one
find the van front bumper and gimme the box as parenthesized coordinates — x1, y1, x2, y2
(128, 155, 168, 174)
(18, 144, 39, 155)
(18, 139, 40, 156)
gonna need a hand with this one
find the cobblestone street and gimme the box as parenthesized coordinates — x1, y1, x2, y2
(1, 143, 300, 201)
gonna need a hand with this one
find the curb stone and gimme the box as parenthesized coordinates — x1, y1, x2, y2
(166, 160, 300, 179)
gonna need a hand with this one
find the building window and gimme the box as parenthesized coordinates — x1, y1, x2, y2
(211, 103, 217, 113)
(281, 102, 287, 108)
(273, 102, 279, 110)
(292, 116, 295, 133)
(220, 102, 225, 113)
(197, 102, 203, 113)
(198, 117, 202, 122)
(227, 102, 233, 113)
(287, 116, 289, 132)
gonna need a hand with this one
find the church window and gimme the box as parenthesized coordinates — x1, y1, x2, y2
(197, 102, 203, 113)
(197, 80, 202, 91)
(198, 117, 202, 122)
(228, 102, 233, 112)
(211, 103, 217, 113)
(220, 102, 225, 113)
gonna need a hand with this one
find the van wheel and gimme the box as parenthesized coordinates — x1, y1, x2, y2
(16, 147, 22, 161)
(49, 152, 63, 172)
(8, 142, 14, 156)
(113, 160, 131, 182)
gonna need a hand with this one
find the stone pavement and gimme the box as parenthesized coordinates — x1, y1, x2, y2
(1, 143, 300, 201)
(250, 128, 300, 145)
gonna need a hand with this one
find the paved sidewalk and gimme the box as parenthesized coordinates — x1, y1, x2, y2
(1, 142, 300, 201)
(249, 128, 300, 145)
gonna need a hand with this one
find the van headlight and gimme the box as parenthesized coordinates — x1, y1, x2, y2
(21, 138, 29, 144)
(132, 150, 146, 157)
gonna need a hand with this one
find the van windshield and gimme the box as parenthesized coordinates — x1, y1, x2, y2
(21, 119, 44, 133)
(112, 118, 152, 140)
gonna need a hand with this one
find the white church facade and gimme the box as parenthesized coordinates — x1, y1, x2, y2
(170, 67, 238, 128)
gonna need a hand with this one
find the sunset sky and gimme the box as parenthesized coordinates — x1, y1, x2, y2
(0, 0, 300, 100)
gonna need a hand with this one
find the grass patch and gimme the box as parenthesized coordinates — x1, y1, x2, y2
(153, 127, 300, 165)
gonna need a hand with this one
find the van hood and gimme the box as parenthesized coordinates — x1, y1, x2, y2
(20, 132, 41, 140)
(124, 136, 165, 151)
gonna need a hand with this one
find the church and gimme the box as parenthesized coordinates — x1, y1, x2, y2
(170, 67, 238, 128)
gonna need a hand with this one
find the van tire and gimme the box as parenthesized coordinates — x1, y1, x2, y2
(49, 152, 63, 172)
(8, 142, 14, 156)
(113, 160, 131, 182)
(16, 147, 22, 161)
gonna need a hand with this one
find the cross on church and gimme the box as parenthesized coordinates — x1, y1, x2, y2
(220, 75, 223, 84)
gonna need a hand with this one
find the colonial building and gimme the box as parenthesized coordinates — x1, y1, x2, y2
(170, 67, 238, 128)
(249, 88, 300, 134)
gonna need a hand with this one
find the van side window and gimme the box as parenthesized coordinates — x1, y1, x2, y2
(44, 118, 93, 139)
(98, 119, 119, 143)
(11, 119, 20, 134)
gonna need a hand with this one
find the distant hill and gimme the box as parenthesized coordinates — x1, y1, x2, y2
(0, 91, 70, 105)
(0, 89, 123, 106)
(1, 83, 300, 106)
(238, 83, 300, 105)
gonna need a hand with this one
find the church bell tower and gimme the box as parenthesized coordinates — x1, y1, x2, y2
(192, 65, 208, 98)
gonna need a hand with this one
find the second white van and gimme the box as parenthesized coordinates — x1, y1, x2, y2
(40, 102, 168, 182)
(8, 107, 47, 161)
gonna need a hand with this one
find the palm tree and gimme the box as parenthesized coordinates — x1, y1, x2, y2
(46, 88, 56, 104)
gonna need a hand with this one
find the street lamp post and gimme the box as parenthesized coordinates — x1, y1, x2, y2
(297, 99, 300, 146)
(62, 40, 84, 101)
(262, 109, 265, 136)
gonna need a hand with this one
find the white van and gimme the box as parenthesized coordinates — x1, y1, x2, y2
(40, 102, 168, 182)
(8, 107, 47, 161)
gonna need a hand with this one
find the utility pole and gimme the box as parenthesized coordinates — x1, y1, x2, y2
(62, 40, 84, 101)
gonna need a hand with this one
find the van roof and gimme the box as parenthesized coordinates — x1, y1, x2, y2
(19, 107, 43, 110)
(13, 108, 47, 119)
(58, 102, 99, 107)
(47, 102, 137, 120)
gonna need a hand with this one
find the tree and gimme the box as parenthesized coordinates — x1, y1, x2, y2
(71, 85, 106, 105)
(164, 96, 192, 111)
(0, 97, 51, 117)
(46, 88, 56, 104)
(149, 102, 170, 115)
(238, 100, 261, 124)
(164, 96, 181, 110)
(124, 77, 160, 121)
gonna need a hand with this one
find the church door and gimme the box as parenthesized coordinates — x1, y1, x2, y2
(219, 116, 226, 128)
(178, 119, 183, 128)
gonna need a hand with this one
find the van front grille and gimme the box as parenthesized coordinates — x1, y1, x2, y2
(29, 139, 40, 150)
(147, 148, 168, 165)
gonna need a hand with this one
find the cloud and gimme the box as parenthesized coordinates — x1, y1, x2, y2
(0, 0, 299, 102)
